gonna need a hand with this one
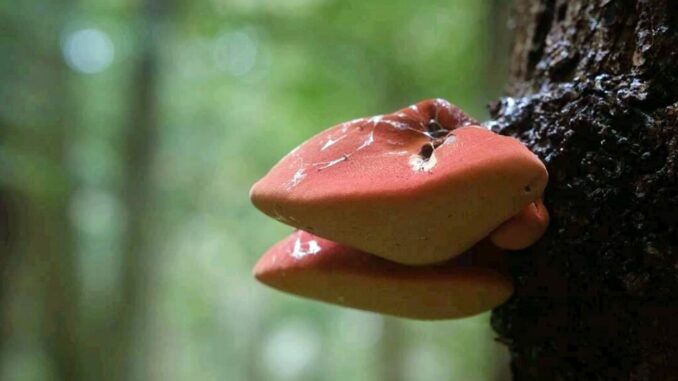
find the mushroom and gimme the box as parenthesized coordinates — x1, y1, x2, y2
(490, 199, 550, 250)
(254, 230, 512, 320)
(250, 99, 548, 265)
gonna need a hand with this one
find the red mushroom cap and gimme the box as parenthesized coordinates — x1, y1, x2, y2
(250, 99, 548, 265)
(254, 230, 513, 320)
(490, 199, 550, 250)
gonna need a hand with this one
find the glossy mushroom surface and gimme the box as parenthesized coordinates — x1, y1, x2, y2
(254, 230, 513, 320)
(490, 199, 550, 250)
(250, 99, 548, 265)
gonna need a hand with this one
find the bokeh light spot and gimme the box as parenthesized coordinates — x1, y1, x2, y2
(213, 30, 258, 77)
(62, 28, 115, 74)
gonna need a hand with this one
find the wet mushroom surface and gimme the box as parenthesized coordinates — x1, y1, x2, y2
(251, 99, 549, 265)
(254, 230, 513, 320)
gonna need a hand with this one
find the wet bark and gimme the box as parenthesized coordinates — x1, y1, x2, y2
(489, 0, 678, 380)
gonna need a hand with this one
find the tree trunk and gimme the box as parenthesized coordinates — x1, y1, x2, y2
(0, 2, 82, 379)
(105, 0, 166, 379)
(489, 0, 678, 380)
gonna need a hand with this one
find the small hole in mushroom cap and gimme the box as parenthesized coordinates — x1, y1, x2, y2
(427, 119, 448, 138)
(524, 185, 532, 193)
(419, 144, 434, 161)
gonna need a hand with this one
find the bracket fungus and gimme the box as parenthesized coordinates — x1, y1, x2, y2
(251, 99, 548, 265)
(250, 99, 549, 319)
(490, 199, 549, 250)
(254, 230, 512, 320)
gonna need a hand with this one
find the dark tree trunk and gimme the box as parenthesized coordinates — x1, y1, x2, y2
(0, 2, 82, 379)
(489, 0, 678, 380)
(104, 0, 167, 379)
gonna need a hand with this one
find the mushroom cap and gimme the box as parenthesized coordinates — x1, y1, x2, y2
(250, 99, 548, 265)
(490, 199, 550, 250)
(254, 230, 513, 320)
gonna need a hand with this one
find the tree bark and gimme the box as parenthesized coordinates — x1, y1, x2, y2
(489, 0, 678, 380)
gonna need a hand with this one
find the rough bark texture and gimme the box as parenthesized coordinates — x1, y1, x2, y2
(489, 0, 678, 380)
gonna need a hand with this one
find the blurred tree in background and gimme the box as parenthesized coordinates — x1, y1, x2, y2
(0, 0, 510, 380)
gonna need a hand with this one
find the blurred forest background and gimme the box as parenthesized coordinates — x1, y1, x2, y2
(0, 0, 512, 380)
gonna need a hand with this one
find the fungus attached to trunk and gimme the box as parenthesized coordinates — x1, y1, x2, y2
(250, 99, 550, 320)
(250, 99, 548, 265)
(254, 230, 513, 320)
(489, 199, 550, 250)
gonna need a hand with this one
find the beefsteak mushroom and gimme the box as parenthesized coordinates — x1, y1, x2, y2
(254, 230, 512, 320)
(250, 99, 550, 319)
(250, 99, 548, 265)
